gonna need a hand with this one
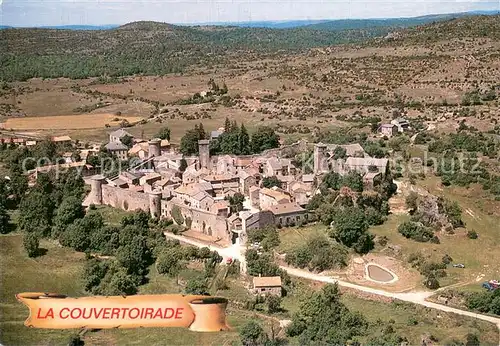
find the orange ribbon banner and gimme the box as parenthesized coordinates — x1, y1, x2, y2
(16, 292, 229, 332)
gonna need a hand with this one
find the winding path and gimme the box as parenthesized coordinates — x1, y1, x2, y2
(164, 232, 500, 336)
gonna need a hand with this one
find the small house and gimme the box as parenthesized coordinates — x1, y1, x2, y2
(252, 276, 282, 297)
(109, 128, 133, 143)
(391, 118, 410, 133)
(378, 124, 398, 137)
(105, 141, 129, 161)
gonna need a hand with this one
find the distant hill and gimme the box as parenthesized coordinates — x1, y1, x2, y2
(382, 14, 500, 43)
(1, 14, 499, 82)
(38, 24, 119, 30)
(305, 11, 500, 31)
(2, 9, 499, 30)
(188, 20, 330, 29)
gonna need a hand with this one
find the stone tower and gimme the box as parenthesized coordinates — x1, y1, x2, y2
(148, 190, 162, 219)
(198, 139, 210, 169)
(89, 175, 106, 205)
(148, 138, 161, 158)
(313, 143, 327, 175)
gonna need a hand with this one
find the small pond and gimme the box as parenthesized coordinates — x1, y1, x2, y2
(366, 264, 395, 283)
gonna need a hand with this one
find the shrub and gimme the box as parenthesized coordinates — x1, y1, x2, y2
(185, 217, 192, 229)
(266, 294, 282, 313)
(467, 230, 478, 239)
(425, 275, 440, 290)
(442, 254, 453, 265)
(398, 221, 434, 242)
(170, 205, 184, 225)
(23, 232, 40, 258)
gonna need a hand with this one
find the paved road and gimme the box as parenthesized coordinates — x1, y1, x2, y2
(164, 232, 500, 335)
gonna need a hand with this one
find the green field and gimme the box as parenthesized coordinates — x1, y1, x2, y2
(2, 232, 499, 345)
(0, 234, 247, 345)
(369, 177, 500, 289)
(282, 279, 499, 345)
(278, 176, 500, 291)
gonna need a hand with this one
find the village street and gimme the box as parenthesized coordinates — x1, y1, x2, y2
(164, 231, 500, 338)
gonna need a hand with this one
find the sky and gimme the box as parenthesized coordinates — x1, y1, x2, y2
(0, 0, 499, 27)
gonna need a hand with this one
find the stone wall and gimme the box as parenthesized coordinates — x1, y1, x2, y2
(163, 200, 230, 242)
(101, 184, 150, 212)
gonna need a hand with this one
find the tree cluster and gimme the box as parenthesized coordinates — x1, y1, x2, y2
(225, 192, 245, 213)
(287, 283, 368, 345)
(466, 290, 500, 316)
(247, 226, 280, 252)
(285, 236, 348, 271)
(246, 249, 290, 289)
(18, 171, 85, 238)
(398, 221, 435, 243)
(211, 119, 280, 156)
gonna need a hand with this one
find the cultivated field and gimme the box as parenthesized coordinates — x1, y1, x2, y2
(0, 113, 144, 131)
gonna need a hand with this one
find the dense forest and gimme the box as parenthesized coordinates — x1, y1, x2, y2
(0, 23, 385, 81)
(1, 14, 498, 82)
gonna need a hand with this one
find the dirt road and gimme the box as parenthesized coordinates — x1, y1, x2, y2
(164, 232, 500, 335)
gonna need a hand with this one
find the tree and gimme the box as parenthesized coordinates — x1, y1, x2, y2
(8, 170, 28, 205)
(61, 212, 105, 251)
(341, 171, 364, 192)
(180, 124, 206, 155)
(398, 221, 434, 242)
(23, 232, 40, 258)
(239, 320, 266, 346)
(18, 190, 55, 237)
(179, 158, 188, 172)
(248, 226, 281, 251)
(115, 235, 150, 277)
(156, 250, 182, 277)
(465, 333, 480, 346)
(262, 176, 281, 189)
(330, 207, 369, 248)
(120, 134, 134, 148)
(156, 127, 171, 140)
(332, 146, 347, 160)
(53, 196, 85, 237)
(238, 124, 251, 155)
(120, 210, 150, 230)
(321, 172, 342, 191)
(52, 169, 85, 204)
(0, 203, 10, 234)
(251, 127, 280, 154)
(225, 192, 245, 213)
(68, 334, 85, 346)
(287, 283, 367, 344)
(405, 191, 419, 212)
(82, 258, 109, 294)
(224, 117, 232, 132)
(185, 277, 209, 295)
(438, 198, 463, 229)
(99, 264, 138, 296)
(285, 236, 348, 271)
(425, 275, 440, 290)
(266, 294, 282, 313)
(90, 226, 120, 255)
(353, 232, 375, 254)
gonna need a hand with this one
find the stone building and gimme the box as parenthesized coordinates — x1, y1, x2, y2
(268, 203, 307, 227)
(105, 141, 129, 161)
(391, 118, 410, 132)
(252, 276, 282, 296)
(258, 187, 292, 210)
(378, 123, 398, 137)
(109, 129, 133, 143)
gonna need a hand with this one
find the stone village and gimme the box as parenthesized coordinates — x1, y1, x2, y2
(82, 127, 390, 252)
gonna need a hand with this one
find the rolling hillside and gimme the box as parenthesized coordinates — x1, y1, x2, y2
(1, 14, 499, 82)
